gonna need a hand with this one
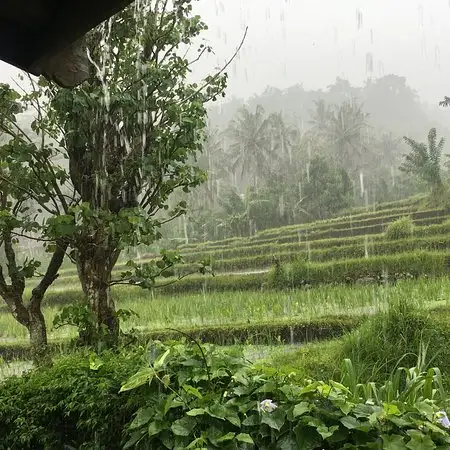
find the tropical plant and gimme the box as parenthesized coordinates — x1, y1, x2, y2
(326, 99, 370, 173)
(400, 128, 445, 192)
(385, 216, 414, 240)
(226, 104, 274, 187)
(308, 99, 332, 138)
(120, 340, 450, 449)
(301, 156, 353, 220)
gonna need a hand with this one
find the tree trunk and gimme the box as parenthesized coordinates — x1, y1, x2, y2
(4, 296, 50, 365)
(27, 307, 49, 365)
(77, 244, 120, 347)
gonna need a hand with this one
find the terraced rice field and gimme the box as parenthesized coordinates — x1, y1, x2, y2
(2, 195, 450, 354)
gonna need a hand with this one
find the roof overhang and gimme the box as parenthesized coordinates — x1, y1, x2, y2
(0, 0, 134, 86)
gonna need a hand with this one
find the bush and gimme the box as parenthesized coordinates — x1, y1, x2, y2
(0, 349, 147, 450)
(1, 341, 450, 449)
(385, 216, 415, 240)
(279, 301, 450, 386)
(339, 300, 450, 382)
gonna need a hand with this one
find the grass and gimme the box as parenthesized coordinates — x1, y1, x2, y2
(270, 297, 450, 385)
(1, 277, 450, 344)
(2, 195, 450, 384)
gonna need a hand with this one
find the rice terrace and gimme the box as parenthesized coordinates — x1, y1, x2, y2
(2, 0, 450, 449)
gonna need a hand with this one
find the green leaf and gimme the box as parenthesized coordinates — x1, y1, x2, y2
(406, 430, 436, 450)
(383, 403, 401, 416)
(183, 384, 203, 399)
(340, 416, 361, 429)
(242, 414, 259, 426)
(148, 420, 167, 437)
(353, 404, 377, 418)
(186, 408, 206, 417)
(293, 423, 323, 449)
(119, 367, 153, 392)
(236, 433, 254, 444)
(123, 430, 145, 449)
(261, 408, 286, 431)
(153, 349, 170, 370)
(216, 432, 235, 442)
(206, 402, 241, 425)
(277, 433, 298, 450)
(293, 402, 310, 418)
(171, 416, 197, 437)
(382, 434, 408, 450)
(129, 407, 153, 430)
(414, 401, 435, 420)
(88, 353, 104, 371)
(186, 436, 206, 449)
(316, 425, 338, 440)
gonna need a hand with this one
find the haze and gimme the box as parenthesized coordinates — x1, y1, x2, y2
(194, 0, 450, 105)
(1, 0, 450, 105)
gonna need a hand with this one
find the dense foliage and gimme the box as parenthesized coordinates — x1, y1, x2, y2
(166, 75, 450, 244)
(1, 341, 449, 449)
(0, 349, 146, 449)
(385, 216, 415, 240)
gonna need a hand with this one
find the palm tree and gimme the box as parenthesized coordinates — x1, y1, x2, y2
(195, 128, 230, 209)
(226, 105, 273, 187)
(308, 99, 332, 135)
(326, 99, 369, 173)
(400, 128, 444, 191)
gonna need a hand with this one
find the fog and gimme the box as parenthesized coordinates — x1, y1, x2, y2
(194, 0, 450, 104)
(2, 1, 450, 105)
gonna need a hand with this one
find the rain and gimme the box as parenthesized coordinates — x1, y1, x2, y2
(0, 0, 450, 446)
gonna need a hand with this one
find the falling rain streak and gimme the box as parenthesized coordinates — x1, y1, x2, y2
(1, 3, 450, 428)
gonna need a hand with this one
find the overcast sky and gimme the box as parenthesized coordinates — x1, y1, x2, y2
(1, 0, 449, 104)
(194, 0, 450, 104)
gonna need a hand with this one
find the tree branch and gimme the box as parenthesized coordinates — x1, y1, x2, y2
(0, 174, 58, 216)
(30, 239, 68, 309)
(3, 228, 25, 296)
(179, 26, 248, 107)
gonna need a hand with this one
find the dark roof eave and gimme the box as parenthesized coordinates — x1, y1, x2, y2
(0, 0, 134, 75)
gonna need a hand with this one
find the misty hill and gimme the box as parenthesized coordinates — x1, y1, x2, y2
(208, 74, 450, 141)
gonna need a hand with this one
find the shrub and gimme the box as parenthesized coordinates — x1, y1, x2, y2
(385, 216, 414, 240)
(0, 349, 147, 450)
(1, 341, 450, 449)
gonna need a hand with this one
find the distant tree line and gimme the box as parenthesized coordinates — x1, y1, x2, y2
(163, 75, 448, 243)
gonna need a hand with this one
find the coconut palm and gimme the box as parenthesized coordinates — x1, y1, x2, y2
(326, 99, 369, 173)
(308, 99, 332, 135)
(226, 105, 273, 187)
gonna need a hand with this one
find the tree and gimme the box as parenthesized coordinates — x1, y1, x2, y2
(4, 0, 229, 346)
(326, 99, 370, 173)
(400, 128, 445, 192)
(364, 75, 427, 136)
(301, 156, 353, 220)
(308, 99, 332, 135)
(226, 105, 273, 187)
(0, 84, 72, 361)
